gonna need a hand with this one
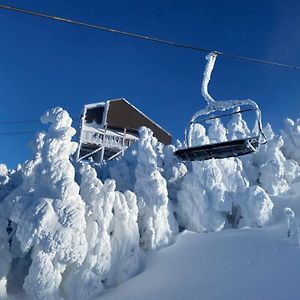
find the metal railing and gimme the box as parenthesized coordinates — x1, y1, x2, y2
(78, 126, 138, 162)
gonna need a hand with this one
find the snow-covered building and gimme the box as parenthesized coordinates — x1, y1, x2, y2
(76, 98, 172, 162)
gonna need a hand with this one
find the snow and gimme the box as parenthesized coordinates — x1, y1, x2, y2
(1, 105, 300, 299)
(97, 183, 300, 300)
(99, 223, 300, 300)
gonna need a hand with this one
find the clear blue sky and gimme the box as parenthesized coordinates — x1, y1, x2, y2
(0, 0, 300, 168)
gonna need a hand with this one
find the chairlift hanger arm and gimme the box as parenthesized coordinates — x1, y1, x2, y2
(184, 52, 266, 148)
(201, 52, 218, 104)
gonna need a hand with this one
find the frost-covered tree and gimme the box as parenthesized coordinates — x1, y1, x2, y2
(63, 164, 113, 299)
(281, 118, 300, 164)
(254, 124, 289, 195)
(0, 217, 11, 299)
(107, 190, 140, 285)
(66, 164, 140, 299)
(207, 118, 228, 143)
(176, 110, 274, 231)
(3, 107, 87, 300)
(176, 116, 248, 232)
(0, 164, 13, 299)
(233, 186, 273, 228)
(227, 106, 251, 140)
(190, 123, 210, 146)
(105, 143, 138, 192)
(176, 159, 229, 232)
(134, 127, 177, 250)
(161, 145, 188, 205)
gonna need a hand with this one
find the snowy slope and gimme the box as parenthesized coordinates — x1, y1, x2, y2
(100, 192, 300, 300)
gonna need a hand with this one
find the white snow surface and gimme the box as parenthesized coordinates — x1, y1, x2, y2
(1, 107, 300, 299)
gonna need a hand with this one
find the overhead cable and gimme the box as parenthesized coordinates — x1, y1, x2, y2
(0, 119, 41, 125)
(0, 130, 36, 136)
(0, 3, 300, 70)
(0, 117, 79, 125)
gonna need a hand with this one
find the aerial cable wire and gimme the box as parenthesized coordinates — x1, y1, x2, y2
(0, 119, 41, 125)
(0, 117, 79, 125)
(0, 131, 36, 136)
(0, 3, 300, 70)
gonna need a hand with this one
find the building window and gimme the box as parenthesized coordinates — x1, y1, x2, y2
(85, 106, 105, 125)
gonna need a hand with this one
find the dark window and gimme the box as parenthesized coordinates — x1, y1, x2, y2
(85, 106, 105, 125)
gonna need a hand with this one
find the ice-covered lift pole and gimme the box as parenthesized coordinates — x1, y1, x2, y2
(0, 3, 300, 70)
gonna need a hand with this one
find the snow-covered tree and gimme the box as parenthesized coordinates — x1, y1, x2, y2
(255, 124, 289, 195)
(134, 127, 177, 250)
(176, 159, 228, 232)
(227, 106, 251, 140)
(63, 164, 113, 299)
(3, 107, 87, 300)
(190, 123, 210, 146)
(233, 186, 273, 228)
(0, 218, 11, 299)
(65, 163, 140, 299)
(107, 190, 140, 285)
(207, 118, 228, 143)
(281, 118, 300, 164)
(0, 164, 13, 299)
(161, 144, 188, 205)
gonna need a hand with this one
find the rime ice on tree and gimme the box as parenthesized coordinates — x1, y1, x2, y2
(3, 108, 87, 300)
(134, 127, 177, 250)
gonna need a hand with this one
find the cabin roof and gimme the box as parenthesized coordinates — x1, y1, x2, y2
(84, 98, 172, 145)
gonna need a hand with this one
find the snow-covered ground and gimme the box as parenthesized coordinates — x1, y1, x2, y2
(100, 187, 300, 300)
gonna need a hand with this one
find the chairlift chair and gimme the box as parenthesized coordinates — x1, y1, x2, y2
(175, 52, 267, 161)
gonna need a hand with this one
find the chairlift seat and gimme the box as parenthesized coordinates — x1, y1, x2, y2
(175, 137, 259, 161)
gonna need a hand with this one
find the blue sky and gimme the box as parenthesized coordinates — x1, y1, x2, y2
(0, 0, 300, 168)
